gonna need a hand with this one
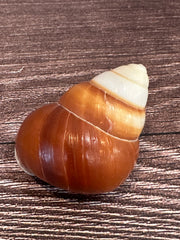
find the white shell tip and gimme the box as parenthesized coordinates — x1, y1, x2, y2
(91, 63, 149, 108)
(113, 63, 149, 88)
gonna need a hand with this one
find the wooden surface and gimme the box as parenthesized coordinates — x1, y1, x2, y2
(0, 0, 180, 239)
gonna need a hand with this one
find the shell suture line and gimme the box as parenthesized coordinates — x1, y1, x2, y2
(58, 103, 138, 143)
(62, 111, 70, 190)
(111, 69, 147, 89)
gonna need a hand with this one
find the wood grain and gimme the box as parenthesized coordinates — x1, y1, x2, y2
(0, 0, 180, 239)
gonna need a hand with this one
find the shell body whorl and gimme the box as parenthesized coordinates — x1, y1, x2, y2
(15, 64, 149, 194)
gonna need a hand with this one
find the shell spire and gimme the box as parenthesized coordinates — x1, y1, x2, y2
(60, 63, 149, 140)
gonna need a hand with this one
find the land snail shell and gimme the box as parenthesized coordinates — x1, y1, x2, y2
(15, 64, 149, 194)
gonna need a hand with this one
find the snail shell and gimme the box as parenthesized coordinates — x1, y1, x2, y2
(15, 64, 149, 194)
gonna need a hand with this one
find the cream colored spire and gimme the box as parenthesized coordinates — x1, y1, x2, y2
(91, 64, 149, 109)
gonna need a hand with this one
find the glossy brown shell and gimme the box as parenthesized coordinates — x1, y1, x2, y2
(15, 82, 140, 194)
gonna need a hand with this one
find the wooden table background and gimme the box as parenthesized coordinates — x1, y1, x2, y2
(0, 0, 180, 239)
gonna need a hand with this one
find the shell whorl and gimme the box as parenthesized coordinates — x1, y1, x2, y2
(91, 63, 149, 109)
(59, 64, 149, 140)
